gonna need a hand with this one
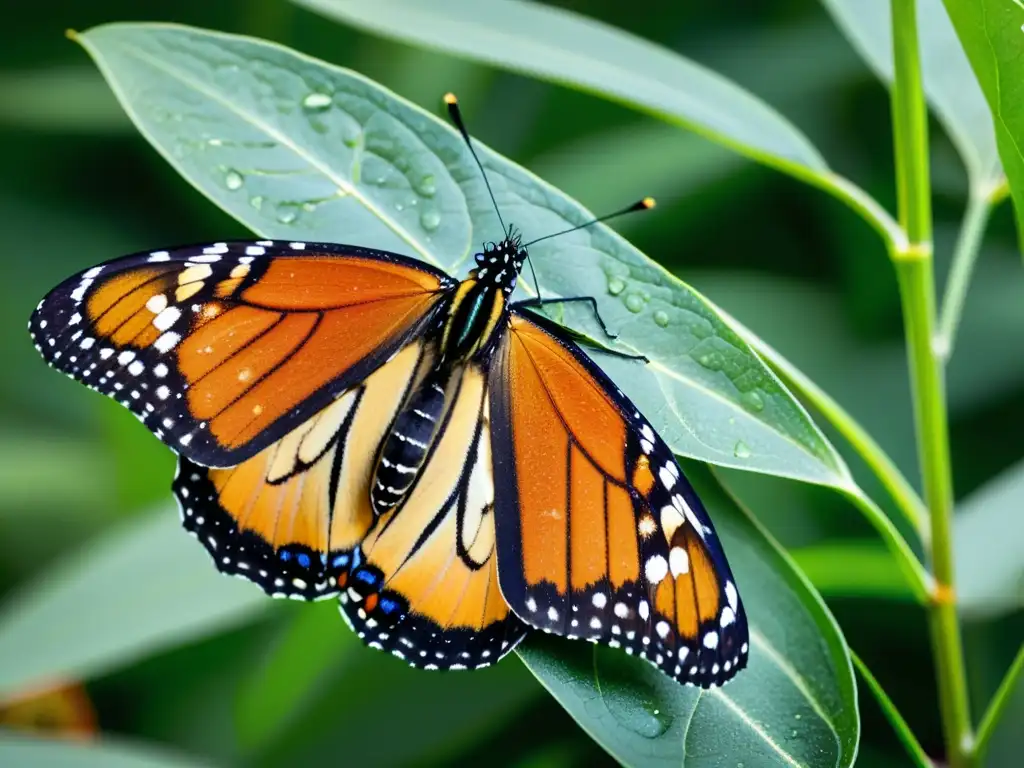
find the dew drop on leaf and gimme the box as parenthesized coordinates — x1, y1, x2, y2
(653, 310, 669, 327)
(224, 170, 244, 190)
(607, 277, 626, 296)
(395, 202, 405, 212)
(417, 174, 436, 197)
(625, 294, 645, 313)
(733, 441, 751, 459)
(741, 390, 765, 412)
(342, 128, 362, 148)
(420, 210, 441, 231)
(249, 195, 264, 210)
(697, 351, 723, 371)
(276, 208, 297, 224)
(302, 92, 332, 111)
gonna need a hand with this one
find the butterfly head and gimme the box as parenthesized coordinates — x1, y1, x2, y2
(471, 228, 527, 296)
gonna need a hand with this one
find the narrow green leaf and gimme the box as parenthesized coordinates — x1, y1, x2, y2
(0, 733, 207, 768)
(975, 642, 1024, 763)
(236, 602, 355, 753)
(790, 543, 916, 602)
(76, 22, 850, 490)
(0, 508, 267, 696)
(821, 0, 1003, 188)
(517, 463, 859, 768)
(941, 0, 1024, 246)
(850, 653, 932, 768)
(954, 458, 1024, 620)
(291, 0, 826, 172)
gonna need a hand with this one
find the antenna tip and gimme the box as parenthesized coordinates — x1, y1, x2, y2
(444, 92, 458, 105)
(641, 196, 656, 209)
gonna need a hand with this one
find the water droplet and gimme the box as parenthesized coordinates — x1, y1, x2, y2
(395, 202, 405, 212)
(741, 391, 765, 412)
(302, 202, 318, 212)
(207, 138, 224, 147)
(420, 210, 441, 231)
(342, 127, 362, 148)
(625, 294, 645, 313)
(302, 92, 332, 111)
(733, 441, 751, 459)
(607, 277, 626, 296)
(697, 351, 723, 371)
(276, 208, 297, 224)
(417, 174, 436, 197)
(653, 310, 669, 327)
(224, 170, 243, 190)
(794, 714, 802, 720)
(249, 195, 264, 210)
(790, 729, 799, 738)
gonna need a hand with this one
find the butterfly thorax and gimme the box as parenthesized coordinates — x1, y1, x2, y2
(440, 232, 527, 363)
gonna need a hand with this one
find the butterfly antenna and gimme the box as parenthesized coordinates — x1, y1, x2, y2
(522, 197, 656, 249)
(444, 93, 508, 238)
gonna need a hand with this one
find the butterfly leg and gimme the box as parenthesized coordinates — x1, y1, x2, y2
(515, 296, 619, 338)
(515, 296, 648, 363)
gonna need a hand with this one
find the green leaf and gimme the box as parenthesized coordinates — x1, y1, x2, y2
(0, 67, 130, 134)
(0, 733, 206, 768)
(517, 463, 859, 768)
(259, 651, 541, 766)
(0, 434, 113, 515)
(850, 653, 932, 768)
(291, 0, 825, 172)
(790, 543, 916, 603)
(821, 0, 1003, 189)
(236, 602, 355, 753)
(0, 508, 267, 696)
(289, 0, 902, 246)
(954, 458, 1024, 620)
(75, 22, 851, 491)
(941, 0, 1024, 245)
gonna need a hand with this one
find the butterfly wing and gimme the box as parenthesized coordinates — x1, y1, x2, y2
(340, 363, 528, 669)
(29, 240, 455, 466)
(490, 310, 749, 688)
(171, 337, 434, 600)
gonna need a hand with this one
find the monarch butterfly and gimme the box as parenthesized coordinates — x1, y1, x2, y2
(28, 94, 748, 688)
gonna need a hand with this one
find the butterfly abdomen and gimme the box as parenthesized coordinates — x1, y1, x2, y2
(371, 370, 449, 512)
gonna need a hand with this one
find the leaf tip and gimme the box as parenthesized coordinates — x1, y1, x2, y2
(65, 28, 81, 43)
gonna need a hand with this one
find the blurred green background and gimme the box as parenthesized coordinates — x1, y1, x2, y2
(0, 1, 1021, 766)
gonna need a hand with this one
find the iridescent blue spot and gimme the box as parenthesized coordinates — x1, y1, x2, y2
(331, 554, 349, 568)
(279, 550, 292, 562)
(355, 569, 377, 586)
(297, 553, 311, 568)
(379, 598, 399, 615)
(320, 553, 328, 565)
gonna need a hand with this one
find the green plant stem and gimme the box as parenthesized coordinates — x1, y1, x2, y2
(935, 187, 994, 363)
(974, 642, 1024, 763)
(889, 3, 973, 766)
(852, 651, 933, 768)
(895, 249, 974, 768)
